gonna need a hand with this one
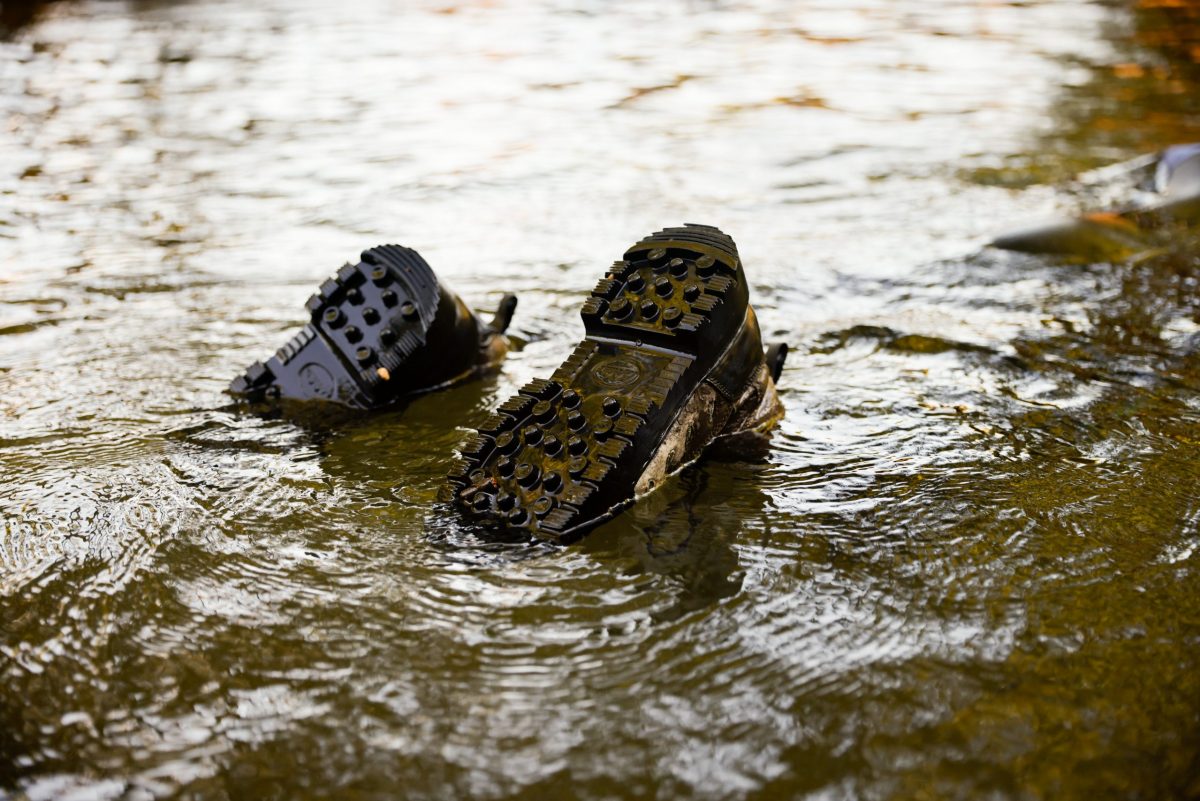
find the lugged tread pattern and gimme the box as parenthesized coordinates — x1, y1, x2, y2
(632, 223, 741, 260)
(275, 325, 317, 365)
(230, 244, 450, 408)
(445, 341, 698, 542)
(446, 224, 751, 543)
(579, 224, 749, 354)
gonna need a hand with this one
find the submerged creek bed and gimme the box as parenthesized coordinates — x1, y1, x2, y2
(2, 0, 1199, 798)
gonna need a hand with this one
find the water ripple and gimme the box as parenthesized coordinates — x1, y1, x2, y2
(3, 0, 1200, 798)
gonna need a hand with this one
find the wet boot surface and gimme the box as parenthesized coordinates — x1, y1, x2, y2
(230, 245, 514, 410)
(445, 224, 784, 543)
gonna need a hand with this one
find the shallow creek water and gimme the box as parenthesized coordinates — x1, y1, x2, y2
(2, 0, 1200, 798)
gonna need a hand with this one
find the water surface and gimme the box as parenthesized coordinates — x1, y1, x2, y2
(2, 0, 1200, 798)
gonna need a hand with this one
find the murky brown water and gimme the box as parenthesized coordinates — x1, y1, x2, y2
(2, 0, 1200, 798)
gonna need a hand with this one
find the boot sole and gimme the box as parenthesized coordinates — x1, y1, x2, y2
(230, 245, 447, 409)
(445, 224, 752, 543)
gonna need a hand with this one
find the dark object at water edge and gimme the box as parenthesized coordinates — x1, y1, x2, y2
(991, 143, 1200, 260)
(230, 245, 516, 409)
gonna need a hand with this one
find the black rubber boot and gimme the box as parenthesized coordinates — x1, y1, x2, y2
(444, 224, 786, 544)
(230, 245, 516, 410)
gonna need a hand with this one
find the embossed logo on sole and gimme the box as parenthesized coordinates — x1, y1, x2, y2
(299, 363, 335, 397)
(591, 357, 642, 388)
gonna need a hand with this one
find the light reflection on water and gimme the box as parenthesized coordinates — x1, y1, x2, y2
(2, 0, 1200, 798)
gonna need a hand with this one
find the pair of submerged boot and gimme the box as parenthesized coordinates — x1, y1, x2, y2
(231, 224, 787, 544)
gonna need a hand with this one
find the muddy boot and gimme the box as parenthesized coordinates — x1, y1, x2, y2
(444, 224, 787, 544)
(230, 245, 517, 410)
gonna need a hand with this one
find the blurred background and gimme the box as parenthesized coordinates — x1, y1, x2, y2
(1, 0, 1199, 798)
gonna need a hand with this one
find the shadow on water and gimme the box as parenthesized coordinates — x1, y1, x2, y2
(583, 463, 767, 623)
